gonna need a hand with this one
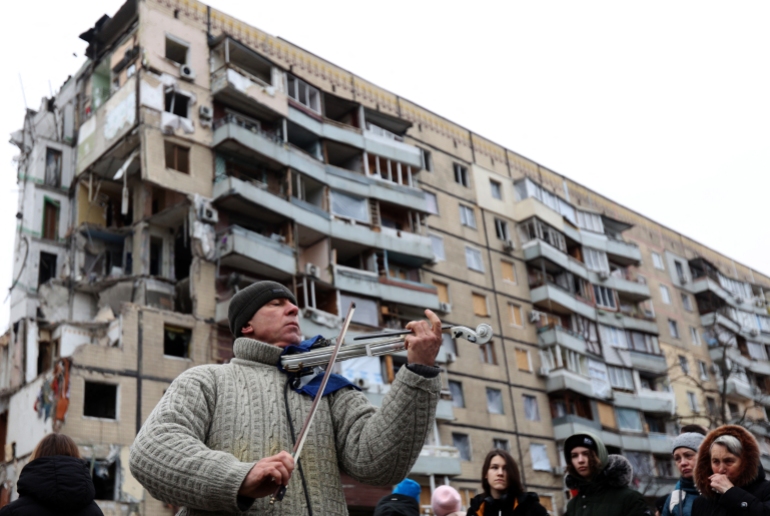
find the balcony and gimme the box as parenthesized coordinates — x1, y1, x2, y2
(363, 129, 422, 169)
(288, 106, 363, 149)
(725, 377, 754, 401)
(538, 326, 587, 355)
(605, 237, 642, 266)
(211, 66, 288, 120)
(613, 390, 675, 414)
(603, 275, 651, 302)
(546, 369, 597, 399)
(621, 314, 659, 334)
(701, 311, 741, 335)
(217, 226, 297, 279)
(530, 284, 596, 321)
(325, 164, 430, 213)
(523, 241, 589, 281)
(628, 350, 668, 375)
(552, 415, 602, 441)
(333, 265, 439, 311)
(411, 446, 462, 476)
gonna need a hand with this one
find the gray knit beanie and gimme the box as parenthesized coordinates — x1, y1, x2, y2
(228, 281, 297, 337)
(672, 432, 705, 453)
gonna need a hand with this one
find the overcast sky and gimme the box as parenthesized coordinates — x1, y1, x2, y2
(2, 1, 768, 330)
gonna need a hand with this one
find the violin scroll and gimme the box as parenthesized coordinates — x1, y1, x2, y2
(450, 323, 493, 344)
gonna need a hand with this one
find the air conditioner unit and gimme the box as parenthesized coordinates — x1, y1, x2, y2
(180, 65, 196, 81)
(537, 366, 550, 378)
(598, 271, 610, 281)
(305, 263, 321, 278)
(529, 310, 543, 323)
(503, 239, 516, 252)
(438, 302, 452, 314)
(199, 201, 219, 224)
(199, 105, 213, 120)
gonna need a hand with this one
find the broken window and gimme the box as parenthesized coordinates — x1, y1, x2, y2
(92, 460, 117, 500)
(38, 252, 57, 287)
(83, 382, 117, 419)
(37, 340, 57, 376)
(164, 90, 190, 118)
(163, 325, 192, 358)
(42, 199, 59, 240)
(330, 190, 369, 223)
(149, 237, 163, 276)
(494, 218, 509, 241)
(165, 35, 188, 65)
(44, 148, 62, 187)
(453, 164, 469, 187)
(339, 294, 378, 327)
(164, 141, 190, 173)
(287, 75, 321, 113)
(421, 149, 432, 171)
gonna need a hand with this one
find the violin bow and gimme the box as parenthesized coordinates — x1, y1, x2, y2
(270, 303, 357, 504)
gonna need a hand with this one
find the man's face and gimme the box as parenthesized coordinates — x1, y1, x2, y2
(241, 298, 302, 348)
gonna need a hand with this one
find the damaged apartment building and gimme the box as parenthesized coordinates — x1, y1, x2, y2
(3, 0, 770, 515)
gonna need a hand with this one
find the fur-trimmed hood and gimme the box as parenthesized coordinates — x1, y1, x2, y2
(565, 454, 634, 490)
(694, 424, 761, 498)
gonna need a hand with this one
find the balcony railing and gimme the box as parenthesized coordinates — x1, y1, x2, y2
(213, 113, 283, 143)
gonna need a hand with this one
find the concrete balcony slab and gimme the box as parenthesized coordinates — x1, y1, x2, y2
(218, 226, 296, 279)
(628, 350, 668, 375)
(523, 241, 589, 281)
(411, 446, 462, 476)
(333, 265, 439, 310)
(530, 285, 596, 321)
(538, 326, 587, 355)
(546, 369, 596, 398)
(613, 390, 675, 414)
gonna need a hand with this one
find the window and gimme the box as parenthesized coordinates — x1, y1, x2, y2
(707, 396, 718, 416)
(339, 294, 379, 327)
(607, 366, 634, 390)
(287, 75, 321, 113)
(493, 438, 510, 452)
(728, 402, 739, 419)
(429, 234, 445, 261)
(655, 456, 675, 478)
(699, 360, 709, 380)
(441, 333, 457, 356)
(652, 252, 665, 270)
(530, 443, 552, 471)
(84, 382, 118, 419)
(459, 204, 477, 229)
(494, 218, 509, 240)
(576, 210, 604, 233)
(681, 293, 693, 311)
(690, 327, 701, 345)
(687, 391, 699, 412)
(480, 341, 497, 365)
(38, 252, 57, 287)
(465, 247, 484, 272)
(669, 320, 680, 339)
(616, 408, 643, 431)
(583, 248, 610, 273)
(452, 433, 471, 460)
(509, 304, 523, 327)
(42, 199, 59, 240)
(44, 148, 62, 187)
(163, 325, 192, 358)
(433, 281, 449, 305)
(660, 285, 671, 304)
(501, 261, 517, 283)
(164, 90, 189, 117)
(448, 380, 465, 408)
(420, 148, 432, 171)
(748, 341, 768, 361)
(165, 35, 188, 65)
(486, 388, 504, 414)
(424, 191, 439, 215)
(675, 261, 686, 282)
(515, 348, 531, 371)
(593, 286, 616, 309)
(599, 325, 628, 348)
(472, 293, 488, 316)
(490, 179, 502, 200)
(518, 218, 566, 252)
(454, 163, 469, 187)
(679, 355, 689, 374)
(626, 331, 661, 354)
(330, 190, 369, 223)
(523, 394, 540, 421)
(149, 236, 163, 276)
(164, 141, 190, 173)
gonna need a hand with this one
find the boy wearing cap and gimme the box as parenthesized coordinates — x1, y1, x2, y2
(660, 432, 705, 516)
(129, 280, 444, 516)
(564, 432, 651, 516)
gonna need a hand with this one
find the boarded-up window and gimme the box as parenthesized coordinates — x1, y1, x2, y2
(515, 348, 531, 371)
(164, 141, 190, 173)
(472, 293, 488, 316)
(434, 280, 449, 303)
(509, 303, 523, 326)
(501, 260, 516, 283)
(42, 200, 59, 240)
(597, 401, 617, 429)
(539, 495, 554, 515)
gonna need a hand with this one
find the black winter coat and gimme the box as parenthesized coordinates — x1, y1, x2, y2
(373, 493, 420, 516)
(565, 455, 651, 516)
(692, 466, 770, 516)
(466, 492, 549, 516)
(0, 456, 104, 516)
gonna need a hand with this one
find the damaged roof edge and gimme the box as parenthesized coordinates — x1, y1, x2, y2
(79, 0, 139, 60)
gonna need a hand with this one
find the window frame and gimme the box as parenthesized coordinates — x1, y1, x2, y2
(453, 163, 469, 187)
(459, 204, 477, 229)
(490, 179, 502, 200)
(486, 387, 504, 414)
(652, 252, 665, 270)
(465, 246, 485, 273)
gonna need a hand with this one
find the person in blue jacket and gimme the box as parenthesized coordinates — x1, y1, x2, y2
(661, 431, 705, 516)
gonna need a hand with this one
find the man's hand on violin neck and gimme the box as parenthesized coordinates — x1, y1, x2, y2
(404, 309, 442, 367)
(239, 451, 295, 499)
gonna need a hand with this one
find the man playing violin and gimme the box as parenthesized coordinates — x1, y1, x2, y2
(129, 280, 443, 516)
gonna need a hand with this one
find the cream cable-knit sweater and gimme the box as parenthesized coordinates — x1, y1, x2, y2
(129, 337, 440, 515)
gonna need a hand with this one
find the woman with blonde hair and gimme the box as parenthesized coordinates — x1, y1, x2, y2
(0, 433, 103, 515)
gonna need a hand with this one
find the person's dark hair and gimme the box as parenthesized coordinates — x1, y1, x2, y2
(565, 448, 603, 479)
(680, 424, 708, 436)
(31, 433, 80, 460)
(480, 449, 524, 499)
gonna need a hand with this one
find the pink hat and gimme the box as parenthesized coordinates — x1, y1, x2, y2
(432, 485, 462, 516)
